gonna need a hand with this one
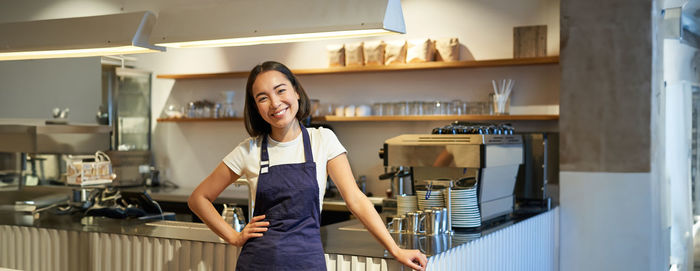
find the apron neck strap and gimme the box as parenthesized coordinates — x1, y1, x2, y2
(260, 122, 314, 173)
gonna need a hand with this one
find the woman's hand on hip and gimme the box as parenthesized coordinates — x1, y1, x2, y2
(394, 248, 427, 271)
(230, 214, 269, 247)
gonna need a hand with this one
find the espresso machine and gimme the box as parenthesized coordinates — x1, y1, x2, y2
(379, 123, 524, 226)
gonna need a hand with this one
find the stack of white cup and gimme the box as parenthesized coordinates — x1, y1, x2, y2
(334, 104, 372, 116)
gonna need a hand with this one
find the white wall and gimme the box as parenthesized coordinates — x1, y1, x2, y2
(132, 0, 561, 193)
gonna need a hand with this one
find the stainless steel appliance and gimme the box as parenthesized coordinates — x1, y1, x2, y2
(380, 126, 523, 226)
(0, 121, 111, 189)
(514, 133, 559, 209)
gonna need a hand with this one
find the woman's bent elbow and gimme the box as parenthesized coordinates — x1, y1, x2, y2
(187, 193, 200, 212)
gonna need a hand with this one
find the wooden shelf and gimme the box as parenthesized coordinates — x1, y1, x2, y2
(156, 56, 559, 80)
(315, 115, 558, 122)
(157, 115, 558, 123)
(157, 117, 243, 122)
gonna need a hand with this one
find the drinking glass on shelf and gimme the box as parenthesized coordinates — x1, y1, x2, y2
(310, 99, 321, 117)
(423, 101, 437, 115)
(321, 103, 335, 116)
(466, 101, 481, 114)
(186, 102, 196, 118)
(395, 101, 409, 116)
(381, 102, 395, 116)
(492, 93, 510, 115)
(372, 103, 383, 116)
(410, 101, 423, 115)
(443, 101, 454, 115)
(484, 102, 494, 115)
(221, 102, 236, 118)
(164, 104, 184, 118)
(213, 103, 222, 118)
(479, 102, 491, 115)
(195, 106, 205, 118)
(434, 101, 447, 115)
(450, 100, 465, 115)
(392, 102, 401, 116)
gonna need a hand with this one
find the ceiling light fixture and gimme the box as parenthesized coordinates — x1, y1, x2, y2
(0, 11, 165, 61)
(150, 0, 406, 48)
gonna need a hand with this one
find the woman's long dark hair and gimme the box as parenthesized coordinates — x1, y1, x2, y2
(243, 61, 311, 137)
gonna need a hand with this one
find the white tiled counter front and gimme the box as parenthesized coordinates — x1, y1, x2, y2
(322, 208, 559, 271)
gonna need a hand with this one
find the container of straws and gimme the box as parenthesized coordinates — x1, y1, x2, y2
(491, 79, 514, 115)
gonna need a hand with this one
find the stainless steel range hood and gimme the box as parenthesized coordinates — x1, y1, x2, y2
(0, 120, 111, 154)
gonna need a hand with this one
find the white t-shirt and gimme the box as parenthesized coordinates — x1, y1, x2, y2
(223, 127, 347, 212)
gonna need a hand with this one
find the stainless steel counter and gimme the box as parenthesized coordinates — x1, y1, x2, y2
(125, 186, 250, 206)
(0, 185, 547, 258)
(0, 204, 544, 259)
(322, 212, 541, 258)
(0, 210, 224, 243)
(132, 186, 384, 211)
(0, 207, 558, 271)
(0, 184, 382, 210)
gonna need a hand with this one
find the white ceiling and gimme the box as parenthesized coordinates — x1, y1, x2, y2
(0, 0, 247, 23)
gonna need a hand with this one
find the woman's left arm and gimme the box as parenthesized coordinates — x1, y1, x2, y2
(328, 154, 427, 271)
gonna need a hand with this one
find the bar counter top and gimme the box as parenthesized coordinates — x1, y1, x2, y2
(0, 204, 547, 259)
(0, 186, 558, 270)
(0, 185, 550, 259)
(132, 186, 384, 210)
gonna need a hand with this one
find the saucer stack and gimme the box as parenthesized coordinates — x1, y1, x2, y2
(397, 195, 417, 216)
(450, 186, 481, 228)
(416, 189, 445, 210)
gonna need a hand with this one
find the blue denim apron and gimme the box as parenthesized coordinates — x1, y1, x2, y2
(236, 126, 326, 270)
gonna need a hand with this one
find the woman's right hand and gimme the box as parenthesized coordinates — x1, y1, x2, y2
(229, 214, 269, 247)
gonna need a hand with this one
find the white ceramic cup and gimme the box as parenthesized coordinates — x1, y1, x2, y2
(344, 105, 356, 117)
(355, 104, 371, 116)
(334, 105, 345, 116)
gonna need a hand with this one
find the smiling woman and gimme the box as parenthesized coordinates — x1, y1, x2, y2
(188, 61, 427, 271)
(245, 62, 309, 141)
(252, 72, 301, 139)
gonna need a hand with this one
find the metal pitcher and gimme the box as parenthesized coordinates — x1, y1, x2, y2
(433, 207, 448, 233)
(387, 215, 406, 233)
(423, 209, 442, 236)
(222, 204, 246, 232)
(405, 212, 422, 234)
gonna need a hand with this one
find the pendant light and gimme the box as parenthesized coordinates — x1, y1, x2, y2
(150, 0, 406, 48)
(0, 11, 165, 61)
